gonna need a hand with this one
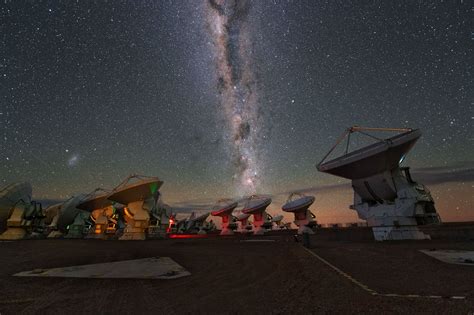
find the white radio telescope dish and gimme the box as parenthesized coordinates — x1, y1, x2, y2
(282, 193, 316, 234)
(317, 126, 440, 241)
(242, 195, 272, 235)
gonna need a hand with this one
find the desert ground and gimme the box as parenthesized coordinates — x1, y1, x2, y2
(0, 232, 473, 314)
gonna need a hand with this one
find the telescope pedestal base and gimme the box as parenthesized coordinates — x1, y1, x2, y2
(252, 225, 266, 235)
(220, 227, 234, 235)
(85, 230, 107, 239)
(293, 216, 316, 235)
(119, 225, 147, 240)
(297, 225, 315, 235)
(238, 227, 252, 233)
(250, 212, 271, 235)
(147, 226, 167, 239)
(119, 201, 149, 241)
(372, 226, 430, 241)
(64, 225, 86, 239)
(0, 227, 26, 240)
(238, 219, 252, 233)
(0, 206, 27, 239)
(47, 230, 63, 238)
(86, 211, 108, 239)
(86, 225, 107, 239)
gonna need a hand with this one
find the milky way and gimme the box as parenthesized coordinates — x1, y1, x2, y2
(1, 1, 472, 222)
(206, 0, 261, 196)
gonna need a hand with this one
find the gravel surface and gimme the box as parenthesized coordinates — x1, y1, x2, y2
(0, 235, 473, 314)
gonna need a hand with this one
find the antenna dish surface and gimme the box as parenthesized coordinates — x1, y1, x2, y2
(108, 177, 163, 205)
(76, 190, 112, 212)
(0, 182, 32, 223)
(188, 212, 210, 223)
(0, 183, 32, 208)
(211, 201, 238, 216)
(318, 129, 421, 179)
(56, 195, 87, 231)
(282, 196, 315, 213)
(242, 197, 272, 214)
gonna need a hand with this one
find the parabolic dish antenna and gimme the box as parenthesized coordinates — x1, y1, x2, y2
(44, 202, 63, 225)
(185, 212, 211, 234)
(188, 212, 210, 224)
(282, 195, 315, 213)
(211, 199, 238, 235)
(76, 188, 112, 212)
(211, 200, 238, 217)
(56, 194, 88, 232)
(109, 174, 163, 240)
(0, 183, 32, 223)
(242, 197, 272, 215)
(108, 175, 163, 205)
(317, 127, 421, 180)
(242, 195, 272, 235)
(235, 212, 252, 233)
(316, 126, 440, 241)
(282, 193, 316, 234)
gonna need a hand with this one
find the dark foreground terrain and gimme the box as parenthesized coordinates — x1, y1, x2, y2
(0, 233, 473, 314)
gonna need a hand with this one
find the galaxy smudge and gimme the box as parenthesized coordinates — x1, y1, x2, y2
(206, 0, 261, 195)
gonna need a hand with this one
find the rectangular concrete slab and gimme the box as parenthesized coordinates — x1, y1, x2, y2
(13, 257, 191, 279)
(420, 250, 474, 266)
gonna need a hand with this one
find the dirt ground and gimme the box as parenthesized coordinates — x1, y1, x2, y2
(0, 234, 473, 314)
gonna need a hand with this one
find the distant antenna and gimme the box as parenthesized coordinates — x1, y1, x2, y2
(282, 193, 317, 234)
(0, 182, 33, 240)
(242, 195, 272, 235)
(185, 212, 211, 234)
(270, 214, 284, 230)
(77, 188, 115, 239)
(317, 127, 440, 241)
(45, 194, 89, 239)
(108, 174, 163, 240)
(235, 212, 252, 233)
(77, 188, 112, 211)
(211, 199, 238, 235)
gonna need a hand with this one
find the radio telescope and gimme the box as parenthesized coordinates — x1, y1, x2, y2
(77, 188, 115, 239)
(282, 193, 317, 234)
(235, 212, 252, 233)
(185, 212, 211, 234)
(44, 194, 88, 238)
(317, 126, 440, 241)
(148, 202, 172, 238)
(0, 182, 44, 240)
(108, 174, 163, 240)
(211, 199, 238, 235)
(270, 214, 284, 230)
(242, 195, 272, 235)
(43, 202, 63, 237)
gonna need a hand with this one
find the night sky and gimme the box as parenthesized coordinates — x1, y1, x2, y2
(1, 1, 472, 224)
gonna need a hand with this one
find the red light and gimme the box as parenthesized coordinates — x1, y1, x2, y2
(168, 234, 209, 239)
(167, 218, 175, 233)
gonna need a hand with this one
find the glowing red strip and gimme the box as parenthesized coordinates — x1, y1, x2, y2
(168, 234, 209, 239)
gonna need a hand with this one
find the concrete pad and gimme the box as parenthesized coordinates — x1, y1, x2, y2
(420, 250, 474, 266)
(13, 257, 191, 279)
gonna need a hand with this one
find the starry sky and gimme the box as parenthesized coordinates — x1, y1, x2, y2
(1, 1, 472, 224)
